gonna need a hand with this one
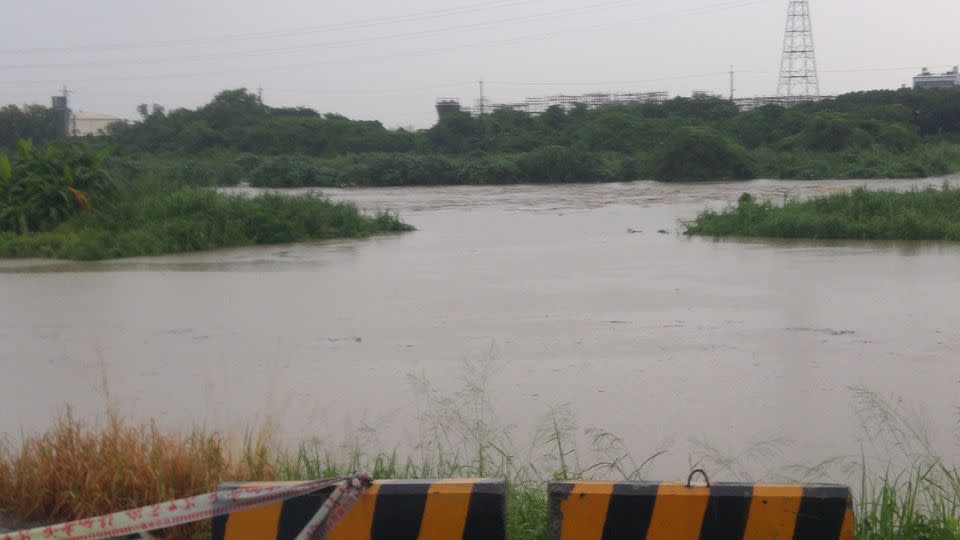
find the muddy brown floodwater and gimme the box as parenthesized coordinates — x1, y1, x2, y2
(2, 178, 960, 479)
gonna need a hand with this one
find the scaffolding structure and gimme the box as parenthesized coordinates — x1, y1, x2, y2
(437, 91, 831, 119)
(448, 91, 671, 116)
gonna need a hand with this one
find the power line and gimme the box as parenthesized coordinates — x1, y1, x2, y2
(0, 0, 636, 70)
(1, 62, 951, 92)
(0, 0, 545, 55)
(2, 3, 944, 91)
(0, 0, 757, 71)
(485, 73, 732, 87)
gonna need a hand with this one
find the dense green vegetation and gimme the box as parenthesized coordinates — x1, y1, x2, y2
(685, 184, 960, 240)
(0, 140, 116, 233)
(4, 87, 960, 184)
(0, 141, 411, 261)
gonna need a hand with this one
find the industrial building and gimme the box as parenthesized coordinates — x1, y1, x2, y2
(70, 111, 122, 137)
(913, 67, 960, 89)
(50, 92, 122, 137)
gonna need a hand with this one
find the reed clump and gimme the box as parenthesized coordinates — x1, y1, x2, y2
(685, 183, 960, 241)
(0, 183, 412, 261)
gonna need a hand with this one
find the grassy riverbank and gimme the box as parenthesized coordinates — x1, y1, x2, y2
(685, 184, 960, 241)
(0, 184, 412, 261)
(0, 141, 412, 261)
(2, 389, 960, 539)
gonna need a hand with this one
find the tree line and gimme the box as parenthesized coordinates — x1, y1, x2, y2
(2, 87, 959, 182)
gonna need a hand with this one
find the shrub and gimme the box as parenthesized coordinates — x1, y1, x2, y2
(685, 184, 960, 241)
(653, 127, 753, 181)
(0, 140, 115, 233)
(516, 146, 610, 182)
(0, 183, 413, 261)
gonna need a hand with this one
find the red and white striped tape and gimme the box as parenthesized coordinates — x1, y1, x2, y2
(2, 474, 370, 540)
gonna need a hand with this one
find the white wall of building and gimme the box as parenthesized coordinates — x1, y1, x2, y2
(70, 111, 122, 137)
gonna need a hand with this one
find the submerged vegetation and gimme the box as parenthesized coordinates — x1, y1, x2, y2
(685, 184, 960, 241)
(0, 140, 411, 261)
(4, 87, 960, 184)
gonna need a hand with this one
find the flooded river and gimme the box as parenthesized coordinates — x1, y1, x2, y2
(3, 178, 960, 479)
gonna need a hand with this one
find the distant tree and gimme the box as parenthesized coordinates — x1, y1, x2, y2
(654, 127, 753, 181)
(0, 105, 59, 150)
(427, 112, 481, 154)
(540, 105, 566, 130)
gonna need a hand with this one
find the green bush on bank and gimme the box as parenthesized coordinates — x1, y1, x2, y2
(684, 184, 960, 241)
(0, 184, 413, 261)
(233, 149, 622, 188)
(100, 138, 960, 188)
(653, 127, 753, 181)
(0, 140, 413, 261)
(0, 140, 116, 233)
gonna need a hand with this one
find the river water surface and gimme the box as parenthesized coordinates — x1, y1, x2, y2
(3, 178, 960, 479)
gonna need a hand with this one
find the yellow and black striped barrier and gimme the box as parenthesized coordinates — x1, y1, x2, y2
(548, 480, 853, 540)
(211, 478, 506, 540)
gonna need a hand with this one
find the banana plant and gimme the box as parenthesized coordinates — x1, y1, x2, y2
(0, 139, 116, 233)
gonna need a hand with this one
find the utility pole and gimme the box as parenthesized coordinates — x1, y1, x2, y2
(777, 0, 820, 104)
(478, 79, 485, 116)
(477, 78, 486, 149)
(729, 66, 735, 101)
(257, 85, 263, 104)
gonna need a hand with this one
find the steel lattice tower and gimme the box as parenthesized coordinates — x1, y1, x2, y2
(777, 0, 820, 103)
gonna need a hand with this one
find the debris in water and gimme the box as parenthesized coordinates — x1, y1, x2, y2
(327, 336, 364, 343)
(657, 229, 668, 234)
(626, 228, 642, 234)
(786, 327, 856, 336)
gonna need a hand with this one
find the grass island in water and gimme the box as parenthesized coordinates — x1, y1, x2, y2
(685, 184, 960, 241)
(0, 140, 412, 261)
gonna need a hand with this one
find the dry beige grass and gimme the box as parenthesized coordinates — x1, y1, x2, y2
(0, 408, 278, 538)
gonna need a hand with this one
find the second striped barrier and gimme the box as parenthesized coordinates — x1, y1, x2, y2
(548, 480, 853, 540)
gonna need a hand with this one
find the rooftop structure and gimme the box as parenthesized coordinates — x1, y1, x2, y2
(913, 66, 960, 89)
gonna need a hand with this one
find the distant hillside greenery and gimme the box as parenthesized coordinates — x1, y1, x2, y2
(2, 87, 960, 183)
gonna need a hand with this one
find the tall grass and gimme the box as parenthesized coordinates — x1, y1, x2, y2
(0, 183, 413, 261)
(2, 368, 960, 538)
(0, 408, 267, 537)
(685, 183, 960, 241)
(751, 141, 960, 180)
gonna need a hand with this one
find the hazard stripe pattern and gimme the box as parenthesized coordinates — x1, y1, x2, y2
(212, 479, 506, 540)
(548, 481, 853, 540)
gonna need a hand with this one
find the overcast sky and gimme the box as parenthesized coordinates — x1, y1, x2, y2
(2, 0, 957, 128)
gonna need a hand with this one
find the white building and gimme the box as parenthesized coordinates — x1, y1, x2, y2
(70, 111, 122, 137)
(913, 67, 960, 89)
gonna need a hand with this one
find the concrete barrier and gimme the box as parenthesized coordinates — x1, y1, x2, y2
(548, 481, 853, 540)
(211, 479, 506, 540)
